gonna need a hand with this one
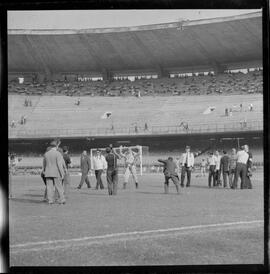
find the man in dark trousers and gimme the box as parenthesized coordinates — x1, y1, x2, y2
(42, 141, 66, 204)
(158, 157, 180, 194)
(244, 145, 253, 189)
(77, 150, 91, 189)
(105, 147, 120, 195)
(232, 146, 249, 189)
(62, 146, 72, 196)
(207, 152, 217, 188)
(180, 146, 194, 187)
(220, 150, 230, 188)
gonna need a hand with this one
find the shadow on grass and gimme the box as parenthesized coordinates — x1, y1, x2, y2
(23, 193, 44, 198)
(9, 197, 44, 204)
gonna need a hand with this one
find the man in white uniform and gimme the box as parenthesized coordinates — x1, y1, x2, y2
(119, 146, 139, 189)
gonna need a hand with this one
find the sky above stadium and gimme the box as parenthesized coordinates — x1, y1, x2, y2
(8, 9, 261, 29)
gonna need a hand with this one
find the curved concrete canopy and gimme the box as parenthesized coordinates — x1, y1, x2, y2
(8, 11, 262, 75)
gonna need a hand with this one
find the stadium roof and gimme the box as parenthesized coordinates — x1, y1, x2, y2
(8, 11, 262, 75)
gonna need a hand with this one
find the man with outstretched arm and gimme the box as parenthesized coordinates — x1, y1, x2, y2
(158, 157, 180, 194)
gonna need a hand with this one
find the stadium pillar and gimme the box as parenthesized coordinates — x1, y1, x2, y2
(102, 69, 111, 82)
(213, 63, 226, 75)
(157, 66, 169, 78)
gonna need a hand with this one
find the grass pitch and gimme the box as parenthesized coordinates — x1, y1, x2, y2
(9, 171, 264, 266)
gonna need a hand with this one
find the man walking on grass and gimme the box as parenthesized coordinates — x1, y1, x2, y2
(77, 150, 91, 189)
(42, 140, 66, 205)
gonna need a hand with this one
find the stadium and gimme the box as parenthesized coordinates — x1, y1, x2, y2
(8, 11, 264, 267)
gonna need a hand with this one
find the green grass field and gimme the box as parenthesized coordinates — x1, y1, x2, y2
(9, 170, 264, 266)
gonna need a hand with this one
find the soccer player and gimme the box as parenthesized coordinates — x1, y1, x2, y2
(119, 146, 139, 189)
(180, 146, 194, 187)
(158, 157, 180, 194)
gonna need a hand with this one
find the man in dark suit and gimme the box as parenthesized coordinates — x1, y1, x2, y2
(220, 150, 230, 188)
(42, 141, 66, 204)
(77, 150, 91, 189)
(105, 147, 120, 195)
(62, 146, 71, 196)
(158, 157, 180, 194)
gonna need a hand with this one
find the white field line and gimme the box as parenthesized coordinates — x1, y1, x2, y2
(11, 220, 263, 253)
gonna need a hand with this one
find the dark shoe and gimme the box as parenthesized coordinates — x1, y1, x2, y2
(123, 183, 127, 189)
(135, 182, 138, 189)
(186, 185, 190, 187)
(76, 186, 81, 189)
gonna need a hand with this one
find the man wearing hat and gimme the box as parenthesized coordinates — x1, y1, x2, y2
(180, 146, 194, 187)
(42, 140, 66, 204)
(105, 147, 120, 195)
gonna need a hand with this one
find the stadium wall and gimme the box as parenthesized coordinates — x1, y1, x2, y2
(9, 130, 263, 156)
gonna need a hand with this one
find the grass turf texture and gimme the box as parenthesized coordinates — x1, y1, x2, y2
(9, 171, 263, 266)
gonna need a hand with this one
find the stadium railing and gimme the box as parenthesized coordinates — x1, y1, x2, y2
(8, 120, 263, 139)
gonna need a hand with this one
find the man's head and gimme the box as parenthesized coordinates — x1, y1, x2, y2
(63, 146, 68, 153)
(244, 144, 249, 152)
(96, 149, 101, 156)
(185, 146, 190, 153)
(223, 150, 227, 155)
(168, 157, 173, 161)
(82, 150, 87, 156)
(232, 148, 236, 154)
(215, 150, 219, 156)
(106, 147, 111, 153)
(50, 140, 58, 147)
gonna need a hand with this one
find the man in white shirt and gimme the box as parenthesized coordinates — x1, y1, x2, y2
(215, 150, 222, 186)
(180, 146, 194, 187)
(92, 149, 107, 190)
(232, 146, 249, 189)
(207, 152, 218, 188)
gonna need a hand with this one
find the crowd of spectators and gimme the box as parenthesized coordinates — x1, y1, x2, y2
(8, 69, 263, 97)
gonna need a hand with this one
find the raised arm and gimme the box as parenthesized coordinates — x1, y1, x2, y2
(158, 159, 166, 164)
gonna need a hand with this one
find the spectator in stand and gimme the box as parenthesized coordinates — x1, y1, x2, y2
(225, 108, 228, 116)
(11, 120, 16, 128)
(135, 125, 138, 133)
(220, 150, 230, 188)
(215, 150, 222, 186)
(207, 152, 217, 188)
(77, 150, 91, 189)
(158, 157, 180, 194)
(92, 149, 107, 190)
(144, 122, 148, 131)
(232, 146, 249, 189)
(229, 148, 237, 188)
(249, 103, 253, 111)
(180, 146, 194, 187)
(240, 103, 243, 112)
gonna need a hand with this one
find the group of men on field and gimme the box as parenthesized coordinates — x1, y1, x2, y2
(41, 141, 141, 204)
(158, 144, 253, 194)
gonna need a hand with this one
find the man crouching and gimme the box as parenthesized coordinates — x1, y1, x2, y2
(158, 157, 180, 194)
